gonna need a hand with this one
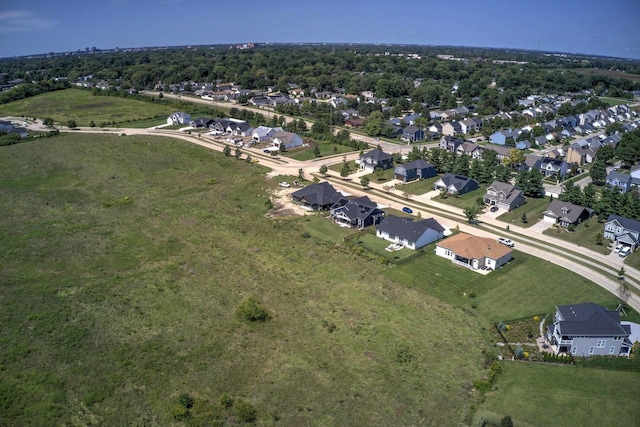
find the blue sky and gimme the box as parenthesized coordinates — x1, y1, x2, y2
(1, 0, 639, 59)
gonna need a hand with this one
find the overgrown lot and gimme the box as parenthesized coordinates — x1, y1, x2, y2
(0, 88, 174, 127)
(0, 133, 489, 426)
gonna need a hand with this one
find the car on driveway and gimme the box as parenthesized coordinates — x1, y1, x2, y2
(402, 206, 413, 214)
(614, 243, 623, 253)
(490, 206, 498, 212)
(619, 246, 632, 258)
(497, 237, 514, 247)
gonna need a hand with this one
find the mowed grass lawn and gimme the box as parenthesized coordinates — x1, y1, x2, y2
(0, 88, 174, 126)
(0, 133, 489, 426)
(476, 362, 640, 426)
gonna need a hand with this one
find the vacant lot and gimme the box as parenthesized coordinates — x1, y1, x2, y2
(0, 88, 174, 127)
(476, 362, 640, 426)
(0, 133, 489, 426)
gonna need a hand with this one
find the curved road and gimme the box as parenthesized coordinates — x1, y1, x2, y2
(59, 124, 640, 313)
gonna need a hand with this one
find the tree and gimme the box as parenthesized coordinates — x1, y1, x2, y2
(589, 160, 607, 186)
(463, 206, 480, 224)
(360, 176, 370, 189)
(67, 119, 77, 128)
(223, 145, 231, 156)
(505, 148, 525, 169)
(298, 168, 305, 180)
(521, 212, 528, 224)
(89, 120, 95, 127)
(596, 144, 615, 164)
(618, 282, 631, 308)
(43, 117, 54, 127)
(340, 163, 349, 178)
(236, 296, 269, 322)
(319, 164, 328, 176)
(234, 147, 242, 158)
(313, 145, 321, 158)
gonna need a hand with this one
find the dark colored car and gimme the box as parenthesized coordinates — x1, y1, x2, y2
(490, 206, 498, 212)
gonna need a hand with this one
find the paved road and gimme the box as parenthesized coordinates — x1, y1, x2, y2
(51, 123, 640, 314)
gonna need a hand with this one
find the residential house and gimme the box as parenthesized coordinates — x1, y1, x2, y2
(435, 232, 512, 271)
(546, 303, 632, 357)
(534, 135, 548, 147)
(401, 126, 425, 142)
(330, 196, 385, 229)
(439, 136, 465, 153)
(538, 157, 568, 178)
(429, 123, 442, 134)
(291, 182, 342, 211)
(345, 118, 364, 128)
(252, 126, 280, 142)
(542, 200, 594, 228)
(358, 149, 394, 172)
(227, 122, 253, 137)
(603, 214, 640, 249)
(433, 173, 479, 195)
(272, 130, 303, 150)
(460, 118, 482, 134)
(189, 117, 215, 128)
(483, 181, 526, 211)
(394, 160, 437, 182)
(442, 121, 463, 137)
(167, 111, 191, 126)
(605, 171, 633, 193)
(376, 215, 446, 250)
(490, 129, 516, 145)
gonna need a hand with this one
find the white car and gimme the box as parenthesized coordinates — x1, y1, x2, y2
(619, 246, 632, 258)
(614, 243, 623, 253)
(279, 182, 291, 188)
(497, 237, 515, 247)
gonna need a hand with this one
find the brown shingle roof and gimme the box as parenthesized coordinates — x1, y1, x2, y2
(437, 233, 512, 260)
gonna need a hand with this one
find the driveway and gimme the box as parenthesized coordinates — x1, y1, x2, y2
(528, 219, 554, 233)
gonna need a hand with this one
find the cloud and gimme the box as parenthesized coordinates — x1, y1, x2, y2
(0, 10, 55, 33)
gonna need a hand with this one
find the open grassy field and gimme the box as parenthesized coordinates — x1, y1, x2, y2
(0, 133, 491, 426)
(0, 88, 174, 127)
(475, 362, 640, 426)
(287, 141, 355, 161)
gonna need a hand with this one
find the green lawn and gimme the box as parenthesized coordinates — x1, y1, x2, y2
(355, 232, 419, 262)
(496, 197, 550, 228)
(287, 142, 354, 161)
(386, 249, 633, 323)
(542, 216, 611, 255)
(398, 175, 441, 195)
(598, 96, 634, 106)
(328, 160, 358, 175)
(0, 88, 174, 127)
(477, 362, 640, 426)
(432, 184, 487, 210)
(0, 133, 489, 426)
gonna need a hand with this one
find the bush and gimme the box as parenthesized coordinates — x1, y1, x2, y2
(219, 393, 234, 408)
(236, 296, 270, 322)
(233, 399, 257, 423)
(179, 393, 194, 409)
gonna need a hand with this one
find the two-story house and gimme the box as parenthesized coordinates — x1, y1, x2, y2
(330, 196, 385, 229)
(483, 181, 526, 211)
(538, 157, 568, 178)
(603, 214, 640, 249)
(393, 159, 437, 183)
(357, 149, 394, 172)
(546, 302, 632, 357)
(605, 171, 634, 193)
(542, 200, 594, 228)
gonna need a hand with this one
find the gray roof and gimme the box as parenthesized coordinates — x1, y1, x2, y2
(544, 200, 593, 223)
(398, 159, 435, 171)
(556, 303, 628, 336)
(606, 170, 632, 183)
(485, 181, 523, 203)
(439, 173, 478, 191)
(362, 149, 393, 162)
(377, 215, 444, 242)
(607, 214, 640, 233)
(292, 182, 341, 207)
(331, 196, 382, 220)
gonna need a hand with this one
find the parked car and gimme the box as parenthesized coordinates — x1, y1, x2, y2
(279, 182, 291, 188)
(619, 246, 632, 258)
(490, 206, 498, 212)
(614, 243, 623, 253)
(402, 207, 413, 214)
(497, 237, 514, 247)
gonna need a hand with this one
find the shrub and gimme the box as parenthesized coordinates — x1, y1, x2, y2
(236, 296, 270, 322)
(172, 404, 190, 421)
(233, 399, 257, 423)
(219, 393, 234, 408)
(179, 393, 194, 409)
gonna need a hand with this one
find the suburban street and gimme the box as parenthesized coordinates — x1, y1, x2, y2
(55, 122, 640, 314)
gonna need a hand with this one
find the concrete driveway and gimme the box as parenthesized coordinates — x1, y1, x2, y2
(528, 219, 554, 233)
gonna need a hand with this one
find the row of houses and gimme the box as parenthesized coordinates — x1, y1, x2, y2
(167, 112, 304, 150)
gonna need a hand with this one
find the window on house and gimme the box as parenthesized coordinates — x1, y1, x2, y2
(596, 340, 606, 348)
(609, 346, 615, 355)
(588, 346, 595, 355)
